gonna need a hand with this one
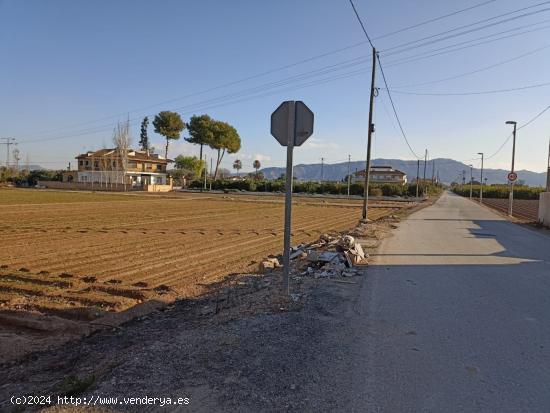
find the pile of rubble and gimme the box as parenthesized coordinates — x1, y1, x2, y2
(260, 233, 368, 279)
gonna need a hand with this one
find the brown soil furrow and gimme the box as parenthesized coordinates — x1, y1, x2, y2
(129, 211, 358, 287)
(2, 208, 341, 274)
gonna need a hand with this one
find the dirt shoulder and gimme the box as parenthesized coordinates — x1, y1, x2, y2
(0, 199, 433, 412)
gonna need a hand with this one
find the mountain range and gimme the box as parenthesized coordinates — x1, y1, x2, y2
(260, 158, 548, 187)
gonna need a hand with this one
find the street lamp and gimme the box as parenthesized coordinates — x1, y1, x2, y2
(478, 152, 484, 203)
(469, 164, 473, 199)
(505, 120, 517, 217)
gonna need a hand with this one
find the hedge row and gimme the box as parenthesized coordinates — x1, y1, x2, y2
(452, 184, 544, 200)
(189, 179, 443, 197)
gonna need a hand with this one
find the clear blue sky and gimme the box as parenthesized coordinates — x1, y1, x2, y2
(1, 0, 549, 173)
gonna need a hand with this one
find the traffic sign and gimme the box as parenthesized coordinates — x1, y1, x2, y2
(270, 101, 314, 295)
(271, 101, 314, 147)
(508, 172, 518, 182)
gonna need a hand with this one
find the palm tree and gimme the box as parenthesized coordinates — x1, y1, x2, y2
(233, 159, 242, 176)
(253, 159, 261, 179)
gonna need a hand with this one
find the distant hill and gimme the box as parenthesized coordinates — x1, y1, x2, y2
(260, 158, 547, 187)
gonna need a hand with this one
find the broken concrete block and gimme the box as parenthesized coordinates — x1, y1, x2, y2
(260, 260, 276, 271)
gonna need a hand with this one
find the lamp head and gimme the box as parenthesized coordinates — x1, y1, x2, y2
(505, 121, 517, 125)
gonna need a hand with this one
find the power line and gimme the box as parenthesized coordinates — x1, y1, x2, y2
(391, 42, 550, 88)
(19, 0, 498, 139)
(377, 56, 422, 159)
(17, 66, 372, 144)
(372, 0, 498, 41)
(382, 1, 550, 54)
(486, 105, 550, 159)
(348, 0, 375, 48)
(385, 20, 550, 67)
(386, 81, 550, 96)
(12, 2, 539, 141)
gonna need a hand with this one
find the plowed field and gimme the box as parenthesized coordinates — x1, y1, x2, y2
(0, 188, 415, 361)
(0, 189, 409, 324)
(481, 198, 539, 221)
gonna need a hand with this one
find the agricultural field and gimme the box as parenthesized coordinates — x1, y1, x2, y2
(0, 188, 411, 361)
(481, 198, 539, 221)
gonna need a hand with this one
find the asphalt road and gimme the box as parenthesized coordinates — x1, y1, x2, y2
(347, 191, 550, 412)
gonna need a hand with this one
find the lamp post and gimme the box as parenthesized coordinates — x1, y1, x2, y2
(478, 152, 484, 203)
(469, 164, 473, 199)
(505, 120, 517, 216)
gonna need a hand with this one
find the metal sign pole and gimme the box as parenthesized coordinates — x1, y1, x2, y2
(282, 102, 296, 295)
(271, 100, 313, 295)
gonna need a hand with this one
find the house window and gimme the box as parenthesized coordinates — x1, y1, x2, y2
(128, 161, 137, 168)
(85, 161, 89, 166)
(79, 160, 83, 166)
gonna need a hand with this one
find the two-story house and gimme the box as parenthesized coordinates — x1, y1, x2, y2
(354, 166, 407, 185)
(74, 149, 171, 187)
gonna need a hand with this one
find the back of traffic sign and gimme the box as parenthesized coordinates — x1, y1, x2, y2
(271, 101, 314, 147)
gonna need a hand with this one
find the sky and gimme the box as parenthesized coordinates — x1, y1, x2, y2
(1, 0, 549, 174)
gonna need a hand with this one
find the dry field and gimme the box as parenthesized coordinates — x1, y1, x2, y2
(0, 188, 411, 361)
(481, 198, 539, 221)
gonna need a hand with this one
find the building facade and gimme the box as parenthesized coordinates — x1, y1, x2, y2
(74, 149, 171, 187)
(354, 166, 407, 185)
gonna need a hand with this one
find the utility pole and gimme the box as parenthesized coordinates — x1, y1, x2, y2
(347, 154, 351, 197)
(320, 157, 324, 193)
(203, 154, 207, 190)
(546, 138, 550, 191)
(462, 170, 466, 190)
(1, 138, 16, 168)
(431, 159, 435, 183)
(362, 47, 377, 221)
(478, 152, 484, 203)
(210, 157, 213, 191)
(422, 149, 427, 197)
(469, 164, 473, 199)
(506, 121, 517, 216)
(415, 159, 420, 198)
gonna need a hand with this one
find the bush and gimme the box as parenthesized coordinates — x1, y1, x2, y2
(452, 184, 543, 200)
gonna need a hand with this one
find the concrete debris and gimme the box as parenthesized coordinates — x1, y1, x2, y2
(259, 257, 281, 272)
(288, 233, 369, 279)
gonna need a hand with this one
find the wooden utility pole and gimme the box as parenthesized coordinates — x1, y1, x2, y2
(422, 149, 428, 197)
(415, 159, 420, 198)
(362, 47, 377, 221)
(546, 138, 550, 191)
(347, 154, 351, 196)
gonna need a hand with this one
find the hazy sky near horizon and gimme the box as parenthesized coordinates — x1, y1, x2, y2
(1, 0, 549, 173)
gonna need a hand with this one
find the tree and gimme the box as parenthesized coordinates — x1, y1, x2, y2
(153, 111, 185, 159)
(185, 115, 214, 169)
(139, 117, 149, 152)
(112, 119, 132, 189)
(233, 159, 242, 175)
(253, 159, 261, 178)
(174, 155, 204, 180)
(210, 120, 241, 180)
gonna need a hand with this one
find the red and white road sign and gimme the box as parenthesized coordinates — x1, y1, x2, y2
(508, 172, 518, 182)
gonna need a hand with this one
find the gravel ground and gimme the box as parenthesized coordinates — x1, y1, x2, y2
(0, 271, 362, 412)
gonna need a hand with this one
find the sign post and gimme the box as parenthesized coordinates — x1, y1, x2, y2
(271, 101, 314, 294)
(508, 171, 518, 216)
